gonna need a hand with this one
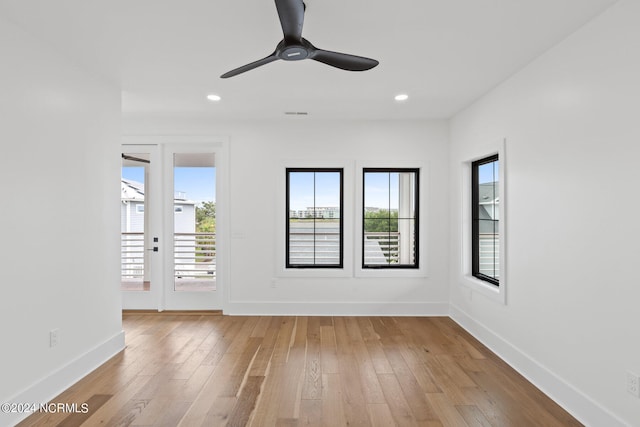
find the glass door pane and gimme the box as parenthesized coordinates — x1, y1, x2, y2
(121, 154, 150, 291)
(121, 145, 162, 310)
(173, 153, 216, 292)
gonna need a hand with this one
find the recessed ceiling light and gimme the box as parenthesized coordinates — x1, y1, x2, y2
(206, 94, 221, 102)
(395, 94, 409, 102)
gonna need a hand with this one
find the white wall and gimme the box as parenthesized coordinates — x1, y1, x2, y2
(0, 16, 123, 425)
(124, 118, 450, 315)
(449, 1, 640, 425)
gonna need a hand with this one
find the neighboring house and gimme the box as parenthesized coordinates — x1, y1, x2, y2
(477, 181, 499, 231)
(289, 206, 340, 219)
(477, 181, 500, 277)
(120, 179, 198, 279)
(120, 178, 196, 233)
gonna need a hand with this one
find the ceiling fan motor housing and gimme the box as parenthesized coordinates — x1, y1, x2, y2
(279, 41, 309, 61)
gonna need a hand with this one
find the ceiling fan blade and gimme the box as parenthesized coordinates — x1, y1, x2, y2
(310, 48, 379, 71)
(275, 0, 304, 41)
(220, 53, 279, 78)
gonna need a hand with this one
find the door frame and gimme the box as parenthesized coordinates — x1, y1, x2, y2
(122, 135, 229, 312)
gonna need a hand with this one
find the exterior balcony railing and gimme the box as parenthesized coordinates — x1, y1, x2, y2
(363, 232, 401, 264)
(174, 232, 216, 278)
(120, 232, 216, 280)
(121, 232, 145, 279)
(287, 230, 404, 265)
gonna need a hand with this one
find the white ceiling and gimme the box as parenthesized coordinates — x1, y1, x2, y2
(1, 0, 616, 120)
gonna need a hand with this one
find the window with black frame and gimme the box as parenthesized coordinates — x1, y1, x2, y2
(472, 155, 500, 285)
(286, 168, 343, 268)
(363, 168, 419, 268)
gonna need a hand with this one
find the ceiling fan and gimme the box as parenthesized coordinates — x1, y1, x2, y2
(220, 0, 379, 78)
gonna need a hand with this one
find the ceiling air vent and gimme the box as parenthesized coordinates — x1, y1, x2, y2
(284, 112, 309, 116)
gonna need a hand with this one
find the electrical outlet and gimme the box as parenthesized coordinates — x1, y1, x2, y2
(50, 329, 59, 348)
(627, 371, 640, 398)
(271, 279, 277, 288)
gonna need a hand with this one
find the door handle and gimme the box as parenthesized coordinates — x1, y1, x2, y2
(146, 237, 159, 252)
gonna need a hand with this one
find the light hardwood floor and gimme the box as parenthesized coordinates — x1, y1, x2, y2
(19, 314, 582, 426)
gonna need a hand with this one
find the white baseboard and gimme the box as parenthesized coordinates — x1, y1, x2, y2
(2, 330, 125, 427)
(449, 304, 628, 427)
(224, 301, 450, 316)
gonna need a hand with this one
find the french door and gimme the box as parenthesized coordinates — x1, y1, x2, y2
(121, 143, 222, 311)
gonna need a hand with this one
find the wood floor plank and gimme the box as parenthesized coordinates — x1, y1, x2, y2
(271, 317, 297, 365)
(56, 394, 113, 427)
(301, 317, 322, 400)
(319, 324, 339, 374)
(455, 404, 493, 427)
(177, 349, 241, 426)
(381, 336, 440, 423)
(365, 339, 394, 375)
(321, 374, 348, 427)
(251, 364, 286, 426)
(292, 316, 308, 350)
(227, 375, 264, 427)
(424, 354, 476, 406)
(275, 348, 306, 420)
(333, 317, 352, 356)
(201, 396, 237, 426)
(426, 393, 470, 427)
(366, 403, 397, 427)
(130, 395, 174, 426)
(460, 385, 521, 427)
(350, 339, 386, 404)
(17, 315, 584, 427)
(336, 354, 370, 427)
(219, 337, 262, 397)
(249, 316, 283, 377)
(225, 317, 260, 355)
(147, 400, 193, 427)
(179, 364, 216, 402)
(356, 317, 379, 341)
(376, 373, 418, 427)
(298, 399, 322, 427)
(80, 375, 155, 426)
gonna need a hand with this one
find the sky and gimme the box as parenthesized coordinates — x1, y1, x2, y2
(122, 161, 497, 210)
(478, 160, 499, 185)
(288, 163, 499, 212)
(288, 171, 412, 211)
(122, 166, 216, 204)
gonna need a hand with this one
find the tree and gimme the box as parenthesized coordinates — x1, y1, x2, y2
(364, 209, 398, 233)
(195, 202, 216, 261)
(196, 201, 216, 233)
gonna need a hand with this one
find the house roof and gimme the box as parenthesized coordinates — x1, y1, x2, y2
(478, 182, 499, 205)
(121, 179, 144, 201)
(121, 179, 196, 205)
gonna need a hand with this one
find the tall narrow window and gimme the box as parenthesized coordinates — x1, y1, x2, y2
(472, 155, 499, 286)
(286, 169, 343, 268)
(363, 169, 419, 268)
